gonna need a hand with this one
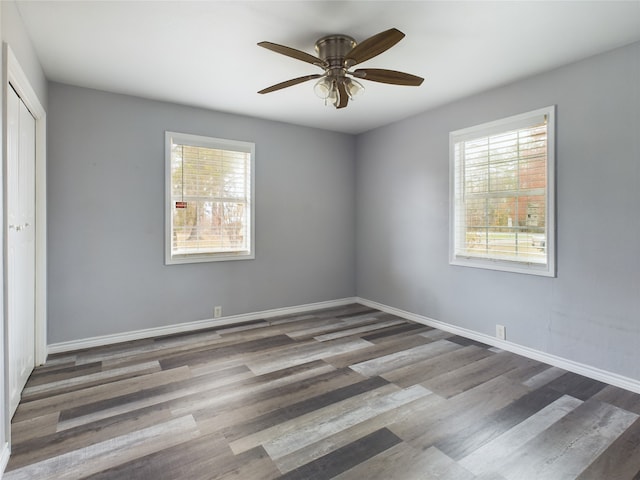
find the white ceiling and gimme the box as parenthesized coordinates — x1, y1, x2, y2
(15, 1, 640, 134)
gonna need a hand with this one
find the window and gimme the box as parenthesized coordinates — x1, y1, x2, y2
(165, 132, 254, 264)
(449, 106, 555, 276)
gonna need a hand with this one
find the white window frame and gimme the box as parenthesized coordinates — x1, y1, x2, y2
(165, 131, 255, 265)
(449, 106, 556, 277)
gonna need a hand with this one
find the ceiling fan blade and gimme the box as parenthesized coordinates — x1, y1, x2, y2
(258, 41, 326, 68)
(352, 68, 424, 86)
(344, 28, 405, 66)
(336, 82, 349, 109)
(258, 74, 323, 94)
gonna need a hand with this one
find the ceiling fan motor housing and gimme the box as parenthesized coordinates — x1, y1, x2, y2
(315, 35, 357, 71)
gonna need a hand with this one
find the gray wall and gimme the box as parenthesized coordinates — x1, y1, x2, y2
(356, 42, 640, 381)
(47, 83, 356, 343)
(44, 39, 640, 383)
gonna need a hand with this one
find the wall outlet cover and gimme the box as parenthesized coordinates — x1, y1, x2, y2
(496, 324, 506, 340)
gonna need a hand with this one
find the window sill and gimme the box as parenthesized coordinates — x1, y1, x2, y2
(450, 256, 555, 277)
(166, 251, 254, 265)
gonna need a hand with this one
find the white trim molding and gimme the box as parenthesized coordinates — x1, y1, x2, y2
(357, 297, 640, 395)
(48, 297, 357, 354)
(0, 441, 9, 479)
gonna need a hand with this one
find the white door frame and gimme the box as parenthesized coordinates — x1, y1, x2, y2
(2, 44, 47, 424)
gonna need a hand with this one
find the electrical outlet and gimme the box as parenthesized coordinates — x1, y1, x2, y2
(214, 306, 222, 318)
(496, 324, 506, 340)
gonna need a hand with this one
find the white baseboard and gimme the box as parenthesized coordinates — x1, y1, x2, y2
(48, 297, 358, 355)
(0, 442, 9, 479)
(357, 297, 640, 395)
(46, 295, 640, 395)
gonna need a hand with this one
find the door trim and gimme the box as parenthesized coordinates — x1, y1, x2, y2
(3, 44, 47, 367)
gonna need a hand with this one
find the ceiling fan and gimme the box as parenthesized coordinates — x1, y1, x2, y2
(257, 28, 424, 109)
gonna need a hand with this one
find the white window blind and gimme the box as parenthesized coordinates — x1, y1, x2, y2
(449, 106, 555, 276)
(165, 132, 255, 264)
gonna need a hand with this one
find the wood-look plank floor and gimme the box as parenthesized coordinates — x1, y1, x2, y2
(6, 304, 640, 479)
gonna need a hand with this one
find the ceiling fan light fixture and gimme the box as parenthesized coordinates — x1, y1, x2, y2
(313, 77, 333, 99)
(345, 78, 365, 100)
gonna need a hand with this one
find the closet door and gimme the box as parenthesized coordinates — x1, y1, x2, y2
(7, 85, 36, 417)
